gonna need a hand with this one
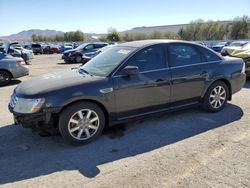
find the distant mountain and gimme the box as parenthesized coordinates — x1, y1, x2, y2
(1, 29, 64, 41)
(0, 21, 231, 41)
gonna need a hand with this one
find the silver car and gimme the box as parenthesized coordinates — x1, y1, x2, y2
(0, 43, 29, 86)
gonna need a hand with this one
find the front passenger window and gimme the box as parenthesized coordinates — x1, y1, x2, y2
(125, 45, 166, 72)
(84, 44, 94, 50)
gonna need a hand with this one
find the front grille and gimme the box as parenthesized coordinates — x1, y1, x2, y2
(10, 94, 19, 108)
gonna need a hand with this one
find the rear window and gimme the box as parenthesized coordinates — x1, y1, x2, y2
(32, 44, 41, 48)
(199, 47, 222, 62)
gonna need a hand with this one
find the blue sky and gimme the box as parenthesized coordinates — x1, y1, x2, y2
(0, 0, 249, 36)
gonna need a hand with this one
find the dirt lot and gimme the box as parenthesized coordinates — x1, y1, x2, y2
(0, 54, 250, 188)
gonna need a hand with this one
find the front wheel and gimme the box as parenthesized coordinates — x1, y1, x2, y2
(75, 55, 82, 63)
(59, 102, 105, 145)
(202, 81, 229, 112)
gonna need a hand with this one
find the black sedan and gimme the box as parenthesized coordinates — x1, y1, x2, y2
(9, 40, 246, 145)
(62, 42, 108, 63)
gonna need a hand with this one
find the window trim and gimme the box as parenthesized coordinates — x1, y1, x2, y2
(112, 67, 170, 78)
(169, 60, 221, 69)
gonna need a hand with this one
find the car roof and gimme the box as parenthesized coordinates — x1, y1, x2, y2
(118, 39, 198, 48)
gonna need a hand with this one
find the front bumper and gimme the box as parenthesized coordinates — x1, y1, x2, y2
(9, 104, 59, 129)
(62, 55, 75, 62)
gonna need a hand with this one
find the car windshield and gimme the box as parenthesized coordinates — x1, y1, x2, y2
(80, 46, 135, 77)
(230, 42, 247, 47)
(217, 42, 227, 45)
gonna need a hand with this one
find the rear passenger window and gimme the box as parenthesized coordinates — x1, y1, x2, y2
(125, 45, 166, 72)
(199, 47, 222, 62)
(168, 44, 202, 67)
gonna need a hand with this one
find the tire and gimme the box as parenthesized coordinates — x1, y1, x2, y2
(59, 102, 105, 145)
(202, 81, 229, 112)
(0, 70, 12, 86)
(75, 55, 82, 63)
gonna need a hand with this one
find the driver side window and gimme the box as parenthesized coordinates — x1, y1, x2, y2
(125, 45, 166, 72)
(84, 44, 94, 50)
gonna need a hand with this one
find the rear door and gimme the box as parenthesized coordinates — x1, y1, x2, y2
(167, 43, 210, 104)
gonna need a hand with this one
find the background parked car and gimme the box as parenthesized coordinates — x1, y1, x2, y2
(81, 45, 116, 65)
(221, 41, 248, 56)
(31, 43, 43, 54)
(11, 43, 34, 59)
(0, 43, 29, 86)
(59, 43, 73, 53)
(212, 41, 231, 52)
(43, 45, 60, 54)
(224, 42, 250, 76)
(0, 42, 32, 65)
(62, 42, 108, 63)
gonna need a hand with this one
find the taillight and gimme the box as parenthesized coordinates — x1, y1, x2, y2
(17, 60, 26, 66)
(242, 63, 245, 73)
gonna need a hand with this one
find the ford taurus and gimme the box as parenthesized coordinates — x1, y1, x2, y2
(9, 40, 246, 144)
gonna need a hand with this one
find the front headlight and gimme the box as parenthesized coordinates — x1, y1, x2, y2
(14, 98, 45, 114)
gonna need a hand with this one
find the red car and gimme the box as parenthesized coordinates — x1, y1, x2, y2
(43, 45, 60, 54)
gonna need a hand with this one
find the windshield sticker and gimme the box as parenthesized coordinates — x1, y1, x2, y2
(117, 49, 131, 55)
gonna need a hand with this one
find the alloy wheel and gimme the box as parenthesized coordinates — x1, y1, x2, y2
(68, 109, 100, 140)
(209, 86, 226, 109)
(0, 71, 11, 86)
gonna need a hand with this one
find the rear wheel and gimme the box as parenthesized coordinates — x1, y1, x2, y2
(202, 81, 229, 112)
(59, 102, 105, 145)
(0, 70, 12, 86)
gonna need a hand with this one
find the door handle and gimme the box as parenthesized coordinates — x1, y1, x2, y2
(155, 78, 164, 83)
(200, 71, 209, 77)
(153, 78, 169, 86)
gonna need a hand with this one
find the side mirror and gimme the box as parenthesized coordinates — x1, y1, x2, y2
(121, 66, 139, 76)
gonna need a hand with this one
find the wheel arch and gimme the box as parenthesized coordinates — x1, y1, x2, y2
(59, 99, 110, 127)
(202, 78, 232, 101)
(0, 69, 13, 78)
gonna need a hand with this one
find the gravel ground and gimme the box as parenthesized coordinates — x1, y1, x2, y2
(0, 54, 250, 188)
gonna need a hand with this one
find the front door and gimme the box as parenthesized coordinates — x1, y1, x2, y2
(112, 44, 171, 119)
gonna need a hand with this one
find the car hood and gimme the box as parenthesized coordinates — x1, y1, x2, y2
(229, 49, 250, 58)
(63, 49, 76, 54)
(224, 46, 242, 53)
(15, 70, 103, 96)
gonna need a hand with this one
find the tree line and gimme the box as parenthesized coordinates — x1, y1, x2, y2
(32, 16, 249, 42)
(102, 16, 250, 42)
(32, 30, 85, 42)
